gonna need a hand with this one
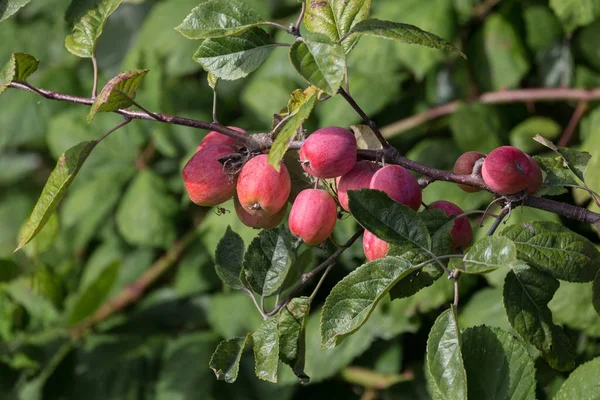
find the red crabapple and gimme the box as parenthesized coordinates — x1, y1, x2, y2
(289, 189, 337, 245)
(299, 127, 357, 179)
(234, 196, 287, 229)
(526, 154, 542, 194)
(428, 200, 473, 250)
(369, 165, 422, 211)
(453, 151, 486, 192)
(482, 146, 533, 195)
(363, 230, 389, 261)
(197, 126, 247, 152)
(336, 161, 381, 212)
(183, 144, 236, 206)
(236, 154, 291, 216)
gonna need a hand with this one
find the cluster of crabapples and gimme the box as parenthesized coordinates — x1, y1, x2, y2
(183, 125, 542, 260)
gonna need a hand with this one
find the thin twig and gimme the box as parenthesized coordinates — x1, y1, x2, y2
(265, 230, 363, 317)
(337, 87, 389, 148)
(294, 1, 306, 33)
(558, 101, 588, 147)
(97, 117, 132, 143)
(262, 21, 293, 33)
(381, 88, 600, 138)
(91, 54, 99, 98)
(487, 207, 510, 236)
(70, 231, 198, 339)
(116, 89, 163, 121)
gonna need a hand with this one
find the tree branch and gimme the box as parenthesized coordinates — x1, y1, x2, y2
(381, 88, 600, 138)
(265, 230, 364, 317)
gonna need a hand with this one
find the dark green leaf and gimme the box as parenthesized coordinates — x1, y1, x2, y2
(176, 0, 264, 39)
(116, 170, 178, 249)
(0, 259, 20, 282)
(450, 103, 503, 153)
(320, 256, 420, 348)
(88, 69, 148, 122)
(278, 297, 310, 383)
(524, 5, 563, 51)
(209, 334, 252, 383)
(65, 0, 123, 58)
(578, 20, 600, 71)
(193, 27, 277, 80)
(68, 261, 120, 326)
(18, 342, 73, 400)
(549, 0, 600, 33)
(243, 227, 294, 296)
(252, 316, 279, 382)
(426, 307, 467, 400)
(348, 18, 465, 58)
(348, 189, 431, 251)
(554, 357, 600, 399)
(503, 263, 576, 371)
(15, 141, 97, 252)
(594, 270, 600, 317)
(268, 87, 318, 170)
(156, 333, 219, 398)
(215, 226, 246, 290)
(500, 222, 599, 282)
(462, 326, 536, 400)
(289, 33, 345, 95)
(453, 236, 517, 274)
(304, 0, 371, 53)
(0, 0, 31, 22)
(0, 53, 39, 94)
(5, 279, 59, 326)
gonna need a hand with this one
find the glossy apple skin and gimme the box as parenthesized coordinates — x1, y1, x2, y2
(428, 200, 473, 250)
(336, 161, 381, 212)
(363, 230, 389, 261)
(482, 146, 533, 195)
(197, 126, 247, 152)
(182, 144, 236, 206)
(369, 165, 422, 211)
(453, 151, 486, 192)
(526, 154, 543, 194)
(289, 189, 337, 245)
(299, 127, 357, 179)
(234, 196, 286, 229)
(236, 154, 291, 216)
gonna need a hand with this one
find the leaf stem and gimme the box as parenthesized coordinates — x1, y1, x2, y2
(337, 87, 389, 148)
(116, 89, 163, 121)
(294, 1, 306, 33)
(262, 21, 294, 34)
(97, 117, 132, 143)
(486, 206, 510, 236)
(91, 54, 98, 99)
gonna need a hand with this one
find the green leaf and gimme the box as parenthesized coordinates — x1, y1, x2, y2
(192, 27, 277, 80)
(453, 236, 518, 274)
(88, 69, 149, 122)
(450, 103, 503, 153)
(0, 259, 20, 283)
(348, 18, 465, 58)
(503, 263, 576, 371)
(5, 279, 59, 326)
(176, 0, 264, 40)
(289, 33, 345, 95)
(209, 334, 252, 383)
(0, 152, 41, 186)
(68, 261, 120, 326)
(554, 357, 600, 399)
(243, 227, 294, 296)
(65, 0, 123, 58)
(534, 135, 590, 183)
(462, 326, 536, 400)
(215, 226, 246, 290)
(252, 316, 279, 382)
(0, 53, 39, 94)
(278, 297, 310, 383)
(500, 222, 600, 282)
(156, 333, 218, 399)
(320, 256, 420, 348)
(304, 0, 372, 53)
(348, 189, 431, 251)
(116, 170, 178, 249)
(15, 141, 97, 252)
(509, 117, 561, 154)
(594, 270, 600, 317)
(550, 0, 600, 33)
(0, 0, 31, 22)
(524, 6, 563, 51)
(426, 307, 467, 400)
(470, 14, 530, 91)
(268, 87, 318, 170)
(549, 281, 600, 337)
(578, 20, 600, 71)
